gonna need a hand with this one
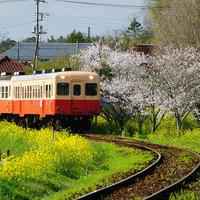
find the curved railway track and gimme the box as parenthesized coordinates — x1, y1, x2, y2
(77, 134, 200, 200)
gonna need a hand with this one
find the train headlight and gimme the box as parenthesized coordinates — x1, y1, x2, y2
(89, 75, 94, 80)
(60, 75, 65, 80)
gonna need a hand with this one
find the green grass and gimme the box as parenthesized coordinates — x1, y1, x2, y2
(146, 128, 200, 153)
(92, 114, 200, 200)
(146, 129, 200, 200)
(0, 121, 154, 200)
(130, 115, 200, 200)
(170, 191, 200, 200)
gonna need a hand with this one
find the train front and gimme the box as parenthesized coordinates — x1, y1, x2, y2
(55, 71, 101, 130)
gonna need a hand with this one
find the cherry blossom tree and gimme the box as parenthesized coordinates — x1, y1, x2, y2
(149, 47, 200, 131)
(80, 44, 200, 133)
(80, 44, 163, 134)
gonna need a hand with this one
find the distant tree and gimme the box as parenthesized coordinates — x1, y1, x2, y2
(66, 30, 90, 43)
(57, 36, 65, 43)
(48, 30, 92, 43)
(23, 37, 36, 42)
(100, 18, 153, 51)
(150, 0, 200, 47)
(48, 35, 56, 43)
(127, 18, 144, 37)
(0, 38, 16, 53)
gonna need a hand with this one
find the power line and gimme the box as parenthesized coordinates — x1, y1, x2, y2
(0, 0, 29, 3)
(56, 0, 152, 9)
(0, 20, 37, 30)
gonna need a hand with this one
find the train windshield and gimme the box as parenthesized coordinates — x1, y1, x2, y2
(57, 83, 69, 96)
(85, 83, 97, 96)
(73, 84, 81, 96)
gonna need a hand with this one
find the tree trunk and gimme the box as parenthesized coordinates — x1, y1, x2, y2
(152, 115, 157, 133)
(138, 120, 143, 135)
(137, 113, 144, 136)
(175, 112, 183, 133)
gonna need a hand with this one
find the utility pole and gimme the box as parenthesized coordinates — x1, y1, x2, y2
(33, 0, 47, 70)
(87, 26, 91, 41)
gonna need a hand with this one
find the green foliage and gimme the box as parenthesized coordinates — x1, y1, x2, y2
(37, 56, 80, 71)
(142, 114, 200, 152)
(103, 30, 153, 51)
(170, 191, 200, 200)
(0, 38, 16, 53)
(25, 55, 80, 74)
(127, 18, 144, 37)
(94, 112, 199, 139)
(124, 117, 151, 138)
(23, 37, 36, 42)
(91, 116, 120, 135)
(48, 30, 92, 43)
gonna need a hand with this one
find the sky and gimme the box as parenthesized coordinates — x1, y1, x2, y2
(0, 0, 149, 41)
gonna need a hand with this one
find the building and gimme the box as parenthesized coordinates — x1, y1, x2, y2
(0, 55, 25, 74)
(4, 42, 92, 61)
(130, 44, 156, 55)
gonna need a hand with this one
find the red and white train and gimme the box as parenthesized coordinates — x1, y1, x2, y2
(0, 70, 101, 130)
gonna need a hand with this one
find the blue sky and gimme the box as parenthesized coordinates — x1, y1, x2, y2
(0, 0, 149, 41)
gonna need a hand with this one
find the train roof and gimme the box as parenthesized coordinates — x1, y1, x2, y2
(11, 71, 98, 82)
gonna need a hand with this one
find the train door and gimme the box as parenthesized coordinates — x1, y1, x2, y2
(71, 82, 83, 115)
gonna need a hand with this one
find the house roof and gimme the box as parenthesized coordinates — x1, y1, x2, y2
(0, 55, 24, 73)
(4, 42, 92, 61)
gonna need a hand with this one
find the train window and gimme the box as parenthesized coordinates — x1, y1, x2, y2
(36, 86, 39, 98)
(32, 86, 35, 99)
(17, 87, 19, 98)
(45, 85, 48, 98)
(29, 86, 32, 99)
(35, 86, 38, 99)
(40, 86, 43, 98)
(26, 86, 28, 99)
(24, 86, 27, 99)
(16, 87, 18, 98)
(0, 87, 2, 98)
(2, 87, 4, 98)
(57, 83, 69, 96)
(73, 84, 81, 96)
(14, 87, 16, 98)
(22, 87, 25, 99)
(5, 87, 8, 98)
(9, 86, 11, 97)
(45, 84, 52, 98)
(27, 86, 29, 99)
(85, 83, 97, 96)
(38, 85, 41, 98)
(50, 85, 52, 98)
(17, 87, 20, 99)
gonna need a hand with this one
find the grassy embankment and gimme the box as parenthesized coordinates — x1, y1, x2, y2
(92, 115, 200, 200)
(0, 121, 153, 200)
(144, 116, 200, 200)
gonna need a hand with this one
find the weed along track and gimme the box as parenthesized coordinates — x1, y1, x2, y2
(78, 134, 200, 200)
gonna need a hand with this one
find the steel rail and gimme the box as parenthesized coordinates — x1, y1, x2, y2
(77, 135, 200, 200)
(144, 150, 200, 200)
(77, 135, 162, 200)
(115, 137, 200, 200)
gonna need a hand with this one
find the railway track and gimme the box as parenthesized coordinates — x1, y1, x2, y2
(77, 134, 200, 200)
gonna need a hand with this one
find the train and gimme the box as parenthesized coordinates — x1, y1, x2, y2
(0, 69, 101, 131)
